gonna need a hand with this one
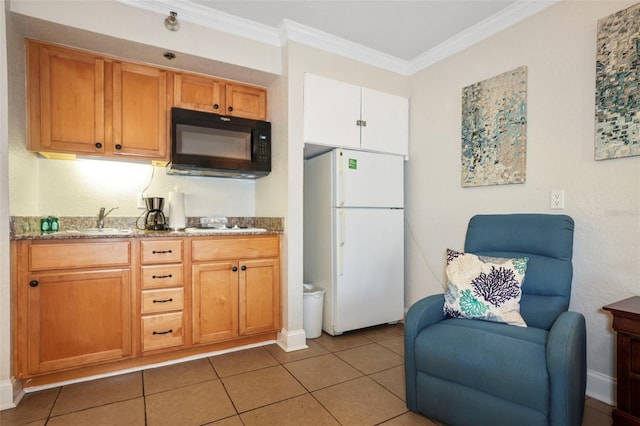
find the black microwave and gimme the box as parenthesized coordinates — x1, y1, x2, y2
(167, 107, 271, 179)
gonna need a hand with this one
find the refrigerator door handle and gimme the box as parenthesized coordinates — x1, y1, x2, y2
(338, 209, 345, 276)
(337, 149, 345, 207)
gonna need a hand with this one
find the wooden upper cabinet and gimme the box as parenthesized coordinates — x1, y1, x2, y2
(174, 73, 224, 114)
(26, 40, 267, 163)
(226, 83, 267, 121)
(28, 40, 106, 155)
(112, 62, 168, 160)
(174, 72, 267, 121)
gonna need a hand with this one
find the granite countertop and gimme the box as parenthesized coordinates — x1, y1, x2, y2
(10, 216, 284, 241)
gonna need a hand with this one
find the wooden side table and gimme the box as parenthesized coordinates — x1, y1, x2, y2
(604, 296, 640, 426)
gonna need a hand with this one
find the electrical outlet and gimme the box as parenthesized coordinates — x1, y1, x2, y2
(551, 190, 565, 209)
(137, 193, 146, 209)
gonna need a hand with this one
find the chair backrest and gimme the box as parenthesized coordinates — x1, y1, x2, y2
(464, 214, 574, 330)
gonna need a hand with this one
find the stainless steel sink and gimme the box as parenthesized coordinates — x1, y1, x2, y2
(64, 228, 134, 235)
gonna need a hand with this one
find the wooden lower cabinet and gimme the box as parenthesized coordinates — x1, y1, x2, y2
(12, 239, 133, 378)
(26, 269, 132, 374)
(240, 258, 280, 335)
(12, 235, 280, 384)
(139, 239, 185, 354)
(192, 258, 280, 344)
(192, 261, 239, 344)
(192, 236, 281, 345)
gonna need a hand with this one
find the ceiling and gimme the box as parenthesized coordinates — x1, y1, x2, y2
(163, 0, 557, 74)
(190, 0, 520, 62)
(11, 0, 557, 77)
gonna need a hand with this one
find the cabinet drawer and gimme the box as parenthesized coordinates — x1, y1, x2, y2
(29, 242, 130, 271)
(192, 236, 279, 262)
(142, 312, 184, 352)
(141, 264, 183, 289)
(141, 240, 183, 264)
(142, 288, 184, 314)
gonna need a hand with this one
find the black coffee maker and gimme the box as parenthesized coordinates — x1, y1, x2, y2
(143, 197, 168, 230)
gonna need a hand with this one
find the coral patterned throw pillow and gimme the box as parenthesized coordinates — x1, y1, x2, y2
(443, 249, 529, 327)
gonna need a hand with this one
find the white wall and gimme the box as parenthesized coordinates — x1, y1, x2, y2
(406, 0, 640, 404)
(13, 159, 257, 218)
(0, 0, 15, 411)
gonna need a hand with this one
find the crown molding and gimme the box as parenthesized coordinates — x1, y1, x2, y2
(408, 0, 559, 74)
(119, 0, 558, 76)
(280, 19, 410, 75)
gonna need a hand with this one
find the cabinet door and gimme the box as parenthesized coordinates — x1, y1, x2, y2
(361, 88, 409, 157)
(174, 73, 224, 114)
(113, 62, 168, 160)
(28, 41, 105, 155)
(303, 73, 361, 149)
(225, 83, 267, 121)
(192, 262, 239, 344)
(239, 258, 280, 335)
(26, 269, 131, 374)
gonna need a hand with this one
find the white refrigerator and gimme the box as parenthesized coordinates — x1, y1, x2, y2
(304, 148, 404, 335)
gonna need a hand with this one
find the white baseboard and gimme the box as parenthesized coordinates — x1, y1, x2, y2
(276, 328, 308, 352)
(0, 378, 17, 411)
(586, 368, 615, 406)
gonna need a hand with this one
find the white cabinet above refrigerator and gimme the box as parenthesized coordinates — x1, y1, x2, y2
(303, 73, 409, 158)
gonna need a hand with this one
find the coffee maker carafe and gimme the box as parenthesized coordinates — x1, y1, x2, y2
(143, 197, 168, 231)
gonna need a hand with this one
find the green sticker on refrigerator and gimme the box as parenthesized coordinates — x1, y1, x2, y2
(348, 158, 357, 169)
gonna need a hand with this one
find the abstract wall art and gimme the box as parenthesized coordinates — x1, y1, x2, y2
(461, 66, 527, 187)
(595, 3, 640, 160)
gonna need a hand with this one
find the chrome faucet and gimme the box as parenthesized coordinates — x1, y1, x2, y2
(97, 207, 118, 230)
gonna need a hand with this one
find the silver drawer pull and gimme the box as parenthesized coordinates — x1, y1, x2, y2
(152, 298, 173, 304)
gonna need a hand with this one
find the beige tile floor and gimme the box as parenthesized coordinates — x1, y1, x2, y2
(1, 324, 613, 426)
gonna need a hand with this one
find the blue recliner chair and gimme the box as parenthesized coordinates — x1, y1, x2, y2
(405, 214, 586, 426)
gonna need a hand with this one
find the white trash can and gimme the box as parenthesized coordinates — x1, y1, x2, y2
(303, 284, 325, 339)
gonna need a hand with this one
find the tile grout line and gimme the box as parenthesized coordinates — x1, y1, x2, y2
(206, 355, 243, 419)
(141, 370, 149, 426)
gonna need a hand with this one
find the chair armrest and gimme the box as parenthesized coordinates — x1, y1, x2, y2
(546, 311, 586, 426)
(405, 294, 446, 344)
(404, 294, 446, 410)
